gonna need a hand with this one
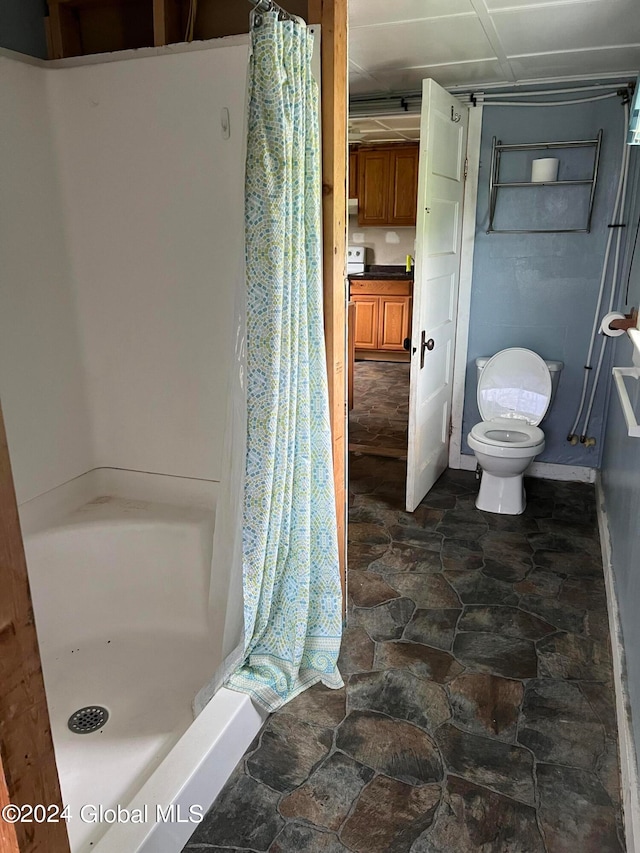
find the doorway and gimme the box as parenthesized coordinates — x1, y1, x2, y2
(349, 360, 410, 459)
(347, 81, 481, 511)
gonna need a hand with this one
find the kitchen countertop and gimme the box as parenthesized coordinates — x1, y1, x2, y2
(348, 265, 413, 281)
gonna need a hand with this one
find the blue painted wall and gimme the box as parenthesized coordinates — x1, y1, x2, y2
(462, 96, 628, 466)
(601, 145, 640, 771)
(0, 0, 47, 59)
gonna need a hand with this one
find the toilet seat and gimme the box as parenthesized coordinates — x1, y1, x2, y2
(477, 348, 552, 426)
(470, 417, 544, 449)
(467, 348, 554, 514)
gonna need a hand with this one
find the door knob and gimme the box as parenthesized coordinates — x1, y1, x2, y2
(420, 332, 435, 368)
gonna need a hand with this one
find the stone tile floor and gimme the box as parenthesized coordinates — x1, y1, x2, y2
(349, 361, 409, 454)
(184, 455, 625, 853)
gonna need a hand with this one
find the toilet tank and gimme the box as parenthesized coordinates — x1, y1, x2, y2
(475, 355, 564, 411)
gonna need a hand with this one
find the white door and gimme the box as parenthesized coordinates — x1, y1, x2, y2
(406, 80, 469, 512)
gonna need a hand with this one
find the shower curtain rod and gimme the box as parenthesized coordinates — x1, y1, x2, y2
(248, 0, 299, 22)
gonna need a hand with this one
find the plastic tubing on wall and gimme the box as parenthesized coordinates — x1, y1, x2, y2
(568, 101, 631, 440)
(476, 84, 626, 99)
(581, 102, 631, 437)
(479, 93, 620, 108)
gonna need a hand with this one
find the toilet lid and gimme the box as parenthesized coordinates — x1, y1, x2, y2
(477, 348, 552, 426)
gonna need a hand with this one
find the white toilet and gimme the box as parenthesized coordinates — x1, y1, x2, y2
(467, 348, 563, 515)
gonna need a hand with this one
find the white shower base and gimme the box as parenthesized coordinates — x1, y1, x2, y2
(20, 469, 265, 853)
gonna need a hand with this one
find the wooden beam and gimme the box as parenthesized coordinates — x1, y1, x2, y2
(308, 0, 348, 601)
(153, 0, 169, 45)
(0, 402, 70, 853)
(0, 753, 19, 853)
(46, 3, 65, 59)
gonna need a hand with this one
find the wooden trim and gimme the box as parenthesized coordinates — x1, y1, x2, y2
(0, 753, 19, 853)
(347, 302, 355, 412)
(308, 0, 348, 600)
(0, 402, 70, 853)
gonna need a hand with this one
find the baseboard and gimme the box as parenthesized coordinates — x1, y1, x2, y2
(355, 351, 410, 363)
(596, 474, 640, 853)
(456, 454, 596, 483)
(348, 444, 407, 460)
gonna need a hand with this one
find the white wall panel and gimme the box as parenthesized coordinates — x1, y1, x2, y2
(48, 44, 249, 482)
(0, 55, 94, 504)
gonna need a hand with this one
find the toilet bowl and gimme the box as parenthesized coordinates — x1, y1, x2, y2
(467, 348, 561, 515)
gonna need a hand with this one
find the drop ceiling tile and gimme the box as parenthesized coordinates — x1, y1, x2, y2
(355, 130, 416, 141)
(484, 0, 599, 9)
(493, 1, 640, 55)
(349, 119, 392, 131)
(349, 0, 474, 29)
(381, 116, 423, 130)
(349, 72, 388, 96)
(348, 117, 422, 142)
(350, 17, 495, 73)
(508, 45, 640, 80)
(370, 59, 507, 91)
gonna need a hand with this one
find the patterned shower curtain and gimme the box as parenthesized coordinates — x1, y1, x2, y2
(226, 12, 343, 713)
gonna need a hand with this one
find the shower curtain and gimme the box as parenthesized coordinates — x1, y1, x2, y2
(226, 12, 343, 713)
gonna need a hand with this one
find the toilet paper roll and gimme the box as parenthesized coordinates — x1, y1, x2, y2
(531, 158, 559, 183)
(600, 311, 627, 337)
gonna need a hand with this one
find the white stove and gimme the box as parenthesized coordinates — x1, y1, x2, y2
(347, 245, 365, 275)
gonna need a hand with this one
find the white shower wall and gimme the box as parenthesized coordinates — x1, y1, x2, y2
(0, 41, 249, 505)
(0, 55, 93, 505)
(49, 42, 250, 483)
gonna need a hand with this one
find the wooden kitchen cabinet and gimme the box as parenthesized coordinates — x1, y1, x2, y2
(351, 296, 379, 350)
(349, 150, 359, 200)
(350, 279, 412, 359)
(356, 144, 419, 227)
(378, 295, 412, 350)
(357, 148, 390, 226)
(388, 146, 420, 225)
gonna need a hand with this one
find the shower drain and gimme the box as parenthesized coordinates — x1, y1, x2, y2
(68, 706, 109, 735)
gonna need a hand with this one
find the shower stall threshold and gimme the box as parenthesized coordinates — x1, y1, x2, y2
(93, 687, 266, 853)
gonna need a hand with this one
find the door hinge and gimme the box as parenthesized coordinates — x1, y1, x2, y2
(464, 157, 469, 181)
(448, 421, 453, 438)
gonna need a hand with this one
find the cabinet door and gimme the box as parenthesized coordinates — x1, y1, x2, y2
(352, 296, 379, 349)
(358, 149, 390, 226)
(378, 295, 412, 351)
(349, 150, 358, 199)
(388, 145, 419, 226)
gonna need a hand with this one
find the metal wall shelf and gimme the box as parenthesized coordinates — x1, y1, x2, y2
(487, 130, 603, 234)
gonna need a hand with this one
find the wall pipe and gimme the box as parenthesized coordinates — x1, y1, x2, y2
(478, 93, 620, 107)
(473, 83, 628, 98)
(580, 102, 632, 439)
(568, 101, 631, 441)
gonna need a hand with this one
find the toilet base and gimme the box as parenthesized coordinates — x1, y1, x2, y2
(475, 470, 526, 515)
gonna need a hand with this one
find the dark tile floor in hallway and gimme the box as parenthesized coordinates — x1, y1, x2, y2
(184, 456, 625, 853)
(349, 361, 409, 455)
